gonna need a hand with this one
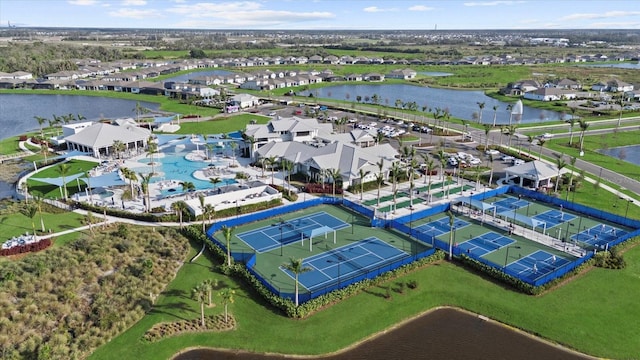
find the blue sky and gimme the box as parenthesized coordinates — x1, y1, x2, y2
(1, 0, 639, 30)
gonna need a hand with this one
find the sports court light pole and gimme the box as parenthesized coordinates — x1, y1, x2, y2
(504, 245, 521, 268)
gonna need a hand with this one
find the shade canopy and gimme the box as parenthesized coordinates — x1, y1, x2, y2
(30, 173, 83, 187)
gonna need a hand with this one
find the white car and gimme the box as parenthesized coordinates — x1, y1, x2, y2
(501, 155, 515, 162)
(485, 149, 500, 156)
(538, 133, 554, 139)
(468, 158, 482, 165)
(268, 112, 277, 116)
(512, 159, 525, 166)
(447, 157, 458, 166)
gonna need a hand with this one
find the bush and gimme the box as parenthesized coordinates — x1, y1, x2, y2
(594, 249, 626, 269)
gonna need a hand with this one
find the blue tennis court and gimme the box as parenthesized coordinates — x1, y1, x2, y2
(415, 217, 470, 236)
(533, 209, 576, 228)
(493, 197, 529, 213)
(504, 250, 570, 282)
(571, 224, 627, 248)
(282, 237, 408, 291)
(235, 211, 351, 253)
(457, 231, 515, 256)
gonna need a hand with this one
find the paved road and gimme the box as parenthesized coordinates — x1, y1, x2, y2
(469, 123, 640, 199)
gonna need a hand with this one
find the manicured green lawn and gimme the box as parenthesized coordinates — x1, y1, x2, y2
(0, 136, 23, 155)
(167, 114, 271, 135)
(27, 159, 98, 199)
(0, 208, 85, 240)
(89, 237, 640, 360)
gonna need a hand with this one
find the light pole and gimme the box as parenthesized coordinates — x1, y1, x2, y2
(504, 245, 522, 268)
(274, 218, 285, 256)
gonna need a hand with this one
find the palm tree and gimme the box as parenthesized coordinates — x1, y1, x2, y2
(112, 140, 125, 159)
(204, 204, 215, 230)
(506, 125, 517, 147)
(527, 135, 535, 154)
(57, 163, 71, 199)
(180, 181, 196, 193)
(218, 288, 236, 323)
(33, 196, 46, 233)
(476, 102, 485, 123)
(191, 283, 208, 328)
(358, 168, 371, 200)
(491, 105, 499, 126)
(133, 101, 147, 122)
(146, 137, 158, 176)
(437, 149, 447, 181)
(171, 200, 188, 228)
(84, 211, 96, 238)
(221, 225, 235, 267)
(375, 159, 385, 206)
(567, 117, 577, 146)
(506, 103, 514, 126)
(578, 120, 589, 154)
(423, 157, 436, 203)
(34, 116, 47, 138)
(40, 141, 50, 167)
(198, 194, 207, 232)
(406, 158, 418, 208)
(22, 205, 38, 236)
(537, 138, 546, 160)
(483, 124, 492, 149)
(120, 167, 137, 199)
(554, 155, 567, 193)
(77, 113, 86, 122)
(229, 141, 238, 166)
(282, 258, 311, 306)
(375, 131, 385, 145)
(138, 172, 153, 212)
(267, 155, 278, 185)
(447, 210, 455, 261)
(202, 279, 218, 307)
(281, 159, 294, 196)
(328, 168, 341, 197)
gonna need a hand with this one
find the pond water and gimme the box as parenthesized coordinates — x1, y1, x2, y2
(172, 308, 589, 360)
(300, 84, 564, 124)
(419, 71, 454, 77)
(580, 62, 640, 70)
(0, 94, 161, 139)
(598, 144, 640, 166)
(163, 69, 233, 83)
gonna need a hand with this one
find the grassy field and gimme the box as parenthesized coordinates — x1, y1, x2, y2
(26, 159, 98, 199)
(88, 227, 640, 360)
(166, 113, 271, 135)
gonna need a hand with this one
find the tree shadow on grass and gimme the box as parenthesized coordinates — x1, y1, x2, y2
(149, 302, 195, 321)
(363, 285, 391, 299)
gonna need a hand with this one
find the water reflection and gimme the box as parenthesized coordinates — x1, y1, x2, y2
(598, 144, 640, 166)
(0, 94, 161, 139)
(173, 308, 590, 360)
(301, 84, 565, 125)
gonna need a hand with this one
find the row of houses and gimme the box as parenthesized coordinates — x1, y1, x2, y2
(501, 78, 639, 102)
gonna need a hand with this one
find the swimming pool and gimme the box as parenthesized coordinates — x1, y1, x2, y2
(132, 150, 236, 192)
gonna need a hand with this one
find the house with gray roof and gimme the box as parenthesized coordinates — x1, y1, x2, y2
(64, 121, 150, 159)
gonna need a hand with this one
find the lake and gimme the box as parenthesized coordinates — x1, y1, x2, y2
(0, 94, 161, 140)
(300, 84, 564, 124)
(598, 144, 640, 166)
(172, 308, 590, 360)
(581, 62, 640, 70)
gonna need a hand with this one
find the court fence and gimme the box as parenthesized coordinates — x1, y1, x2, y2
(247, 249, 436, 304)
(205, 185, 640, 298)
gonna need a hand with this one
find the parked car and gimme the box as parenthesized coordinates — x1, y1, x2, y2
(485, 149, 500, 156)
(501, 155, 515, 162)
(512, 159, 525, 166)
(447, 157, 458, 166)
(268, 111, 277, 116)
(421, 126, 432, 133)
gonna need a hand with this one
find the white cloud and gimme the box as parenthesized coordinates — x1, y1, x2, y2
(108, 8, 163, 19)
(68, 0, 99, 5)
(589, 21, 640, 29)
(560, 11, 640, 21)
(164, 2, 334, 27)
(121, 0, 146, 6)
(363, 6, 398, 13)
(408, 5, 433, 11)
(464, 1, 524, 6)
